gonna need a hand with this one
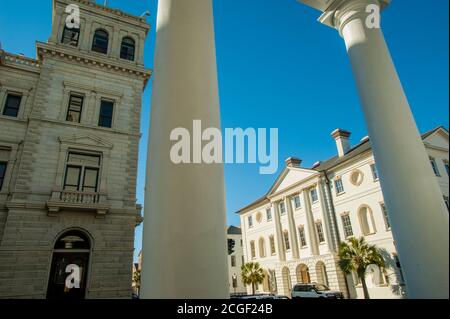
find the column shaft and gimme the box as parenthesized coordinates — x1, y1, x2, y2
(141, 0, 228, 299)
(285, 197, 300, 259)
(303, 190, 319, 256)
(273, 203, 286, 261)
(339, 9, 449, 298)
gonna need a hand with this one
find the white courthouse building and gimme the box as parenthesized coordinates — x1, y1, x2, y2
(237, 127, 449, 299)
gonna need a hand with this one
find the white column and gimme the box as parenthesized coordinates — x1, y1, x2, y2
(302, 190, 319, 256)
(285, 196, 300, 259)
(273, 203, 286, 261)
(317, 0, 449, 298)
(140, 0, 228, 299)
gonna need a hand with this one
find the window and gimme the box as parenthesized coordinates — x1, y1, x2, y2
(430, 157, 440, 176)
(341, 214, 353, 238)
(66, 94, 84, 123)
(316, 221, 325, 243)
(444, 160, 449, 177)
(298, 226, 307, 247)
(92, 29, 109, 54)
(335, 179, 344, 195)
(381, 203, 391, 229)
(266, 208, 272, 221)
(120, 37, 135, 61)
(293, 195, 301, 209)
(250, 241, 256, 258)
(258, 238, 266, 258)
(248, 216, 253, 228)
(310, 188, 318, 203)
(358, 206, 376, 235)
(269, 235, 276, 255)
(393, 253, 405, 284)
(61, 25, 80, 46)
(283, 230, 290, 251)
(2, 94, 22, 117)
(370, 164, 379, 181)
(98, 100, 114, 128)
(64, 153, 101, 193)
(444, 196, 449, 211)
(231, 256, 236, 267)
(0, 162, 7, 191)
(279, 202, 286, 215)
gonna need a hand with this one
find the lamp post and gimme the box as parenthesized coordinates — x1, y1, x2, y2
(297, 0, 449, 298)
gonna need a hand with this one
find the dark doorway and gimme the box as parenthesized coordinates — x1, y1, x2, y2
(46, 230, 91, 299)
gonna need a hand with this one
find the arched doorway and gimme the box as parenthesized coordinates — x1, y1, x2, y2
(46, 229, 91, 299)
(315, 261, 329, 286)
(296, 264, 311, 284)
(281, 267, 292, 296)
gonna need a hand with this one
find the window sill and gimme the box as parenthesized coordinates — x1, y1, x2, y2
(336, 192, 346, 197)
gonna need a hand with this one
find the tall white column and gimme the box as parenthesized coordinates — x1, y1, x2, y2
(273, 203, 286, 261)
(302, 190, 319, 256)
(140, 0, 228, 299)
(285, 196, 300, 259)
(302, 0, 449, 298)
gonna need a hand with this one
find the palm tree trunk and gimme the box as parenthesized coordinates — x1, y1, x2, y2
(361, 276, 370, 299)
(252, 283, 255, 295)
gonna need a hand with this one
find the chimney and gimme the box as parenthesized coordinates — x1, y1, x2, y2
(331, 129, 351, 157)
(285, 157, 302, 168)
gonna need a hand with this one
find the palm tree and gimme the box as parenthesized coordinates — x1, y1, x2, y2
(241, 262, 265, 295)
(338, 237, 385, 299)
(133, 269, 141, 294)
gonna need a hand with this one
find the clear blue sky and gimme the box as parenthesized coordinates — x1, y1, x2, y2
(1, 1, 448, 261)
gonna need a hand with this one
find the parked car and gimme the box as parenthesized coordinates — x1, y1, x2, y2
(291, 283, 343, 299)
(231, 293, 290, 300)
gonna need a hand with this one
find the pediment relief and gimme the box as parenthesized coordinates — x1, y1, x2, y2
(59, 134, 113, 150)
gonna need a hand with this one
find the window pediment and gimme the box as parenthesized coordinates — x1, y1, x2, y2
(59, 134, 113, 150)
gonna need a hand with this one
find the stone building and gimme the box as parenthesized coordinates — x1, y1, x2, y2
(0, 0, 150, 298)
(237, 126, 449, 299)
(227, 226, 246, 295)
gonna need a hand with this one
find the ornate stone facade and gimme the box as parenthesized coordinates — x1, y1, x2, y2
(0, 0, 150, 298)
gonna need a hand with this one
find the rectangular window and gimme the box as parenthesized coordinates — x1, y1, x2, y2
(64, 153, 101, 192)
(370, 164, 379, 181)
(98, 100, 114, 128)
(298, 226, 307, 247)
(279, 202, 286, 215)
(0, 162, 7, 191)
(381, 203, 391, 229)
(269, 235, 276, 255)
(266, 208, 272, 221)
(444, 160, 449, 177)
(444, 196, 449, 212)
(293, 195, 301, 209)
(341, 214, 353, 238)
(61, 26, 80, 46)
(248, 216, 253, 228)
(242, 256, 245, 265)
(2, 94, 22, 117)
(231, 256, 236, 267)
(250, 241, 256, 258)
(430, 157, 440, 176)
(335, 179, 345, 195)
(66, 94, 84, 123)
(310, 188, 318, 203)
(316, 221, 325, 243)
(283, 231, 290, 251)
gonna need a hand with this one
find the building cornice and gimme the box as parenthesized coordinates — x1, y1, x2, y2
(36, 42, 152, 87)
(0, 51, 41, 74)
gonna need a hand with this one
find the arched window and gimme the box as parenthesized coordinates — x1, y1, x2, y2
(315, 261, 329, 286)
(61, 25, 80, 47)
(358, 205, 376, 235)
(120, 37, 135, 61)
(296, 264, 311, 284)
(92, 29, 109, 54)
(258, 237, 266, 258)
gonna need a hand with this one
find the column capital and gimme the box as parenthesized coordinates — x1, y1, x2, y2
(299, 0, 390, 34)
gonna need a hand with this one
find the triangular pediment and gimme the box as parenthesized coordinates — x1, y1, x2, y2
(424, 127, 449, 150)
(267, 167, 317, 196)
(59, 134, 113, 149)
